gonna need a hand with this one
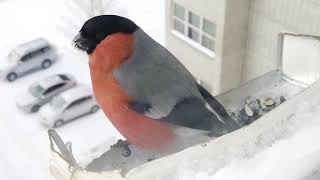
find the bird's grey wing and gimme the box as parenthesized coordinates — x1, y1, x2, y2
(113, 29, 229, 133)
(113, 29, 201, 119)
(115, 60, 200, 119)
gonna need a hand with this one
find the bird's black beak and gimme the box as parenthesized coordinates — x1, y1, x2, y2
(73, 33, 93, 54)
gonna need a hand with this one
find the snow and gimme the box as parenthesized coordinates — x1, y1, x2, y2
(282, 35, 320, 85)
(0, 0, 164, 179)
(180, 104, 320, 180)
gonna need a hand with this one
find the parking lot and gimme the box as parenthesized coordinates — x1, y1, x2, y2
(0, 46, 125, 179)
(0, 0, 161, 179)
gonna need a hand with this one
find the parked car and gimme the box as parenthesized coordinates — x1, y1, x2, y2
(39, 85, 100, 127)
(0, 38, 58, 81)
(16, 74, 76, 113)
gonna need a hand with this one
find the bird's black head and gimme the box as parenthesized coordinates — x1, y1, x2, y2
(73, 15, 138, 54)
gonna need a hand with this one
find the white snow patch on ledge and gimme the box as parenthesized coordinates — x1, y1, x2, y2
(192, 110, 320, 180)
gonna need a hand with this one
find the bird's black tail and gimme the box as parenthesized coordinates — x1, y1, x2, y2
(196, 83, 240, 132)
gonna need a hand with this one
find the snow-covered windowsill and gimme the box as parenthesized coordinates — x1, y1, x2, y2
(171, 30, 216, 59)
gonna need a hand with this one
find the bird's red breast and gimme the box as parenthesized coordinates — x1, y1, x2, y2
(89, 33, 173, 150)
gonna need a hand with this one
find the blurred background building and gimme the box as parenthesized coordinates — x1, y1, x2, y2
(165, 0, 320, 95)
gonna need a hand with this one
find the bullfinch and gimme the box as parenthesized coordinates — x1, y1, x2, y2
(73, 15, 239, 154)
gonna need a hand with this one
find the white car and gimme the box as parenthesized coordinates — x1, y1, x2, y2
(39, 86, 100, 127)
(0, 38, 58, 81)
(16, 74, 77, 113)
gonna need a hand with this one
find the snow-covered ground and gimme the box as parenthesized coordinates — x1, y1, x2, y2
(0, 0, 164, 179)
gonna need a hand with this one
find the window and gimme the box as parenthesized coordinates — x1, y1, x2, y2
(40, 46, 50, 53)
(202, 35, 215, 51)
(173, 3, 185, 34)
(21, 53, 32, 62)
(58, 74, 70, 81)
(172, 2, 216, 55)
(43, 83, 66, 96)
(188, 12, 200, 28)
(8, 50, 19, 62)
(203, 18, 216, 36)
(173, 19, 185, 34)
(21, 46, 50, 62)
(30, 50, 41, 57)
(173, 3, 185, 20)
(65, 96, 92, 110)
(29, 84, 45, 97)
(188, 27, 200, 42)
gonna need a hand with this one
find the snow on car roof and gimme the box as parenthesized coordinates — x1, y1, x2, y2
(37, 74, 68, 89)
(60, 86, 92, 103)
(14, 38, 50, 56)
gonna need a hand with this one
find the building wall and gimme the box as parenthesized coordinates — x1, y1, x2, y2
(220, 0, 250, 92)
(165, 0, 226, 95)
(243, 0, 320, 83)
(165, 0, 250, 94)
(165, 0, 320, 94)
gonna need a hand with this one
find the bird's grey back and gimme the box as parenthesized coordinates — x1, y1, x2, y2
(113, 28, 205, 118)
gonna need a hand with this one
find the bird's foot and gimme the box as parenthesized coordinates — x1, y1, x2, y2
(110, 139, 131, 157)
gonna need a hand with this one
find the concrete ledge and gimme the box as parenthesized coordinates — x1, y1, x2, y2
(49, 80, 320, 180)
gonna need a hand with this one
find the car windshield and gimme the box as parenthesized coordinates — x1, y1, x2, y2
(7, 50, 20, 62)
(29, 84, 45, 97)
(50, 96, 66, 109)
